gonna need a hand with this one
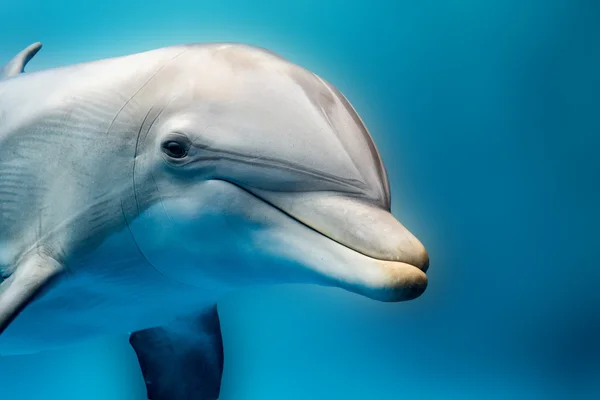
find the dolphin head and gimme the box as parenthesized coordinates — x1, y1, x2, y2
(129, 44, 428, 302)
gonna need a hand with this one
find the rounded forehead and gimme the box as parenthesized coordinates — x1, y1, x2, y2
(178, 44, 328, 105)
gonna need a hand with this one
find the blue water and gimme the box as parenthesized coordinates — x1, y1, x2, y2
(1, 0, 599, 399)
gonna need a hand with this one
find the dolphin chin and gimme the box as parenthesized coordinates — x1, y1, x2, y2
(303, 234, 428, 302)
(338, 258, 428, 302)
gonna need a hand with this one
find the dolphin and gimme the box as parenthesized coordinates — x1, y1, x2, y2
(0, 42, 429, 399)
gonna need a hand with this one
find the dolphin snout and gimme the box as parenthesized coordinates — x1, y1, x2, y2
(364, 220, 429, 301)
(255, 190, 429, 268)
(247, 188, 430, 301)
(364, 259, 428, 302)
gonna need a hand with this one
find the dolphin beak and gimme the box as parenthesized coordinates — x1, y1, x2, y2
(248, 189, 430, 302)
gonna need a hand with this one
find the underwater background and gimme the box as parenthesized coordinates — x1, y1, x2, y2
(0, 0, 598, 399)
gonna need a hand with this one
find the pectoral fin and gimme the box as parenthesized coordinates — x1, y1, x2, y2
(129, 305, 224, 400)
(0, 42, 42, 80)
(0, 252, 63, 334)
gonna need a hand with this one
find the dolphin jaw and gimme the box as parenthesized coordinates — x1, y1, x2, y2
(311, 239, 429, 302)
(344, 260, 428, 302)
(241, 186, 430, 301)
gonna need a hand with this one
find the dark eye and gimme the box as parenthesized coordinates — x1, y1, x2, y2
(162, 140, 188, 159)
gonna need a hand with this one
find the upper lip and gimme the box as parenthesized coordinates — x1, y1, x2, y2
(246, 188, 430, 270)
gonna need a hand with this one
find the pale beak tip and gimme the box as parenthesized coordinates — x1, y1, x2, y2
(358, 262, 428, 303)
(391, 267, 428, 301)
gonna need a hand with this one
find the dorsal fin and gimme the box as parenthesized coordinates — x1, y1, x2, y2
(0, 42, 42, 80)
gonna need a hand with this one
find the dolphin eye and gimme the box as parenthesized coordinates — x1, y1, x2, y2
(162, 140, 189, 159)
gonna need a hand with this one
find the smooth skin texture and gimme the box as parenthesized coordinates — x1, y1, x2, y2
(0, 42, 429, 399)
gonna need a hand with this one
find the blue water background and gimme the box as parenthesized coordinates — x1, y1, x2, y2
(0, 0, 598, 399)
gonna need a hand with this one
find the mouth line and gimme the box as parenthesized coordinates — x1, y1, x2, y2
(215, 179, 424, 271)
(177, 144, 368, 194)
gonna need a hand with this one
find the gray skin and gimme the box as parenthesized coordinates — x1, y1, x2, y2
(0, 42, 429, 399)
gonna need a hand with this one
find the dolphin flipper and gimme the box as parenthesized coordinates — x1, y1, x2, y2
(129, 305, 224, 400)
(0, 42, 42, 80)
(0, 252, 63, 334)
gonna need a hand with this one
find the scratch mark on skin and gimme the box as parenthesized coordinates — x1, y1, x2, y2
(131, 95, 173, 216)
(132, 107, 155, 215)
(104, 49, 189, 137)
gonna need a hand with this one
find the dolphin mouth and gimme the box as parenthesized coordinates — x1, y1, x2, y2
(222, 181, 430, 302)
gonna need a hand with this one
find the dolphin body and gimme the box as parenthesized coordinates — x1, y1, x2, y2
(0, 42, 429, 399)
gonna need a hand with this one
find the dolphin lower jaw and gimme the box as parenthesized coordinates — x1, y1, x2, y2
(332, 254, 428, 302)
(285, 226, 428, 302)
(298, 231, 429, 302)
